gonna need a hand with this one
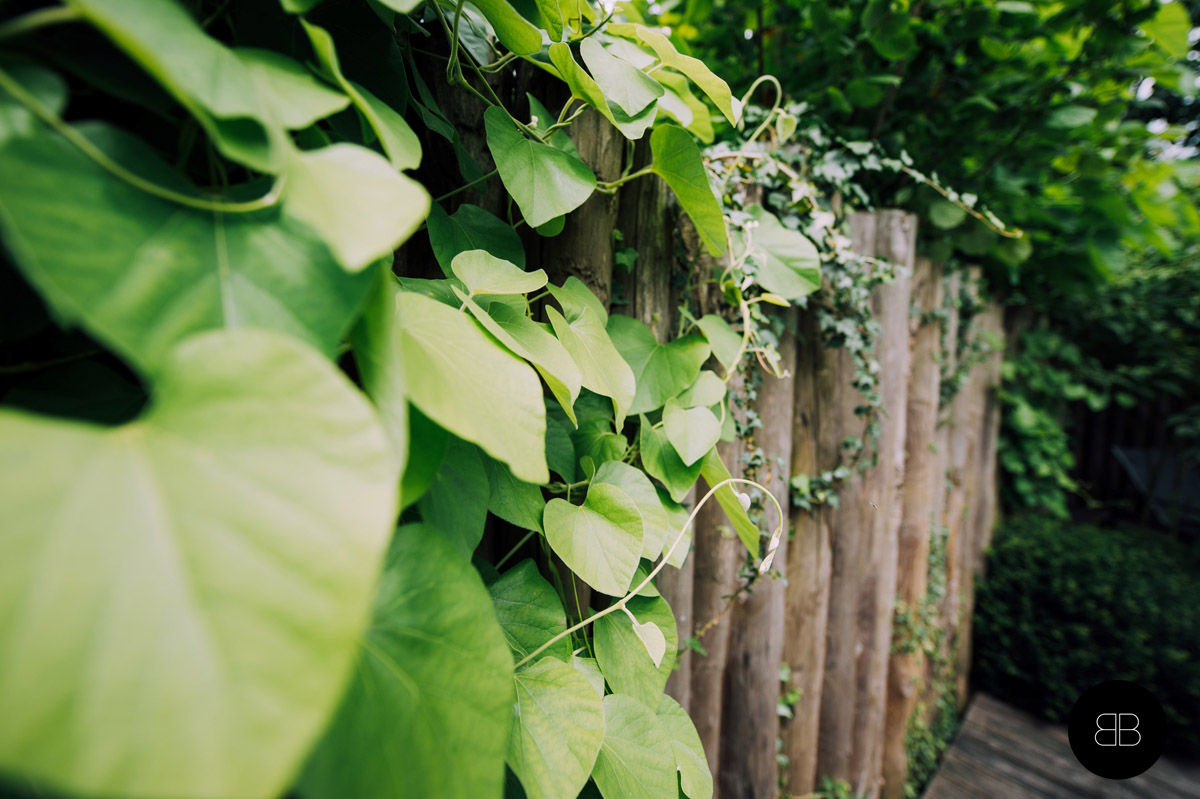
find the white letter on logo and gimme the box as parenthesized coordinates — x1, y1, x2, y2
(1118, 713, 1141, 747)
(1095, 713, 1118, 747)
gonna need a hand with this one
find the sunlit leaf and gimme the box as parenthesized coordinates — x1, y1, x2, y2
(544, 483, 643, 596)
(650, 125, 726, 256)
(591, 694, 677, 799)
(452, 249, 548, 295)
(737, 204, 820, 300)
(490, 560, 570, 662)
(657, 695, 713, 799)
(594, 596, 677, 706)
(607, 314, 709, 413)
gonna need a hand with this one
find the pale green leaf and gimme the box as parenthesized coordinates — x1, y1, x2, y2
(489, 560, 569, 662)
(548, 43, 658, 140)
(1143, 2, 1192, 58)
(301, 21, 423, 171)
(300, 523, 514, 799)
(659, 490, 694, 568)
(547, 306, 636, 429)
(638, 418, 702, 503)
(625, 25, 737, 125)
(695, 314, 742, 372)
(591, 694, 677, 799)
(0, 120, 371, 373)
(650, 125, 726, 256)
(452, 249, 548, 295)
(592, 460, 670, 561)
(544, 483, 643, 596)
(631, 620, 667, 667)
(396, 291, 549, 483)
(548, 276, 609, 323)
(417, 437, 491, 557)
(699, 448, 759, 555)
(509, 658, 604, 799)
(485, 106, 597, 227)
(607, 314, 709, 413)
(678, 371, 726, 408)
(657, 695, 713, 799)
(351, 264, 408, 465)
(427, 203, 525, 274)
(283, 143, 430, 271)
(739, 204, 820, 300)
(571, 654, 606, 696)
(66, 0, 278, 171)
(593, 596, 676, 706)
(663, 398, 721, 466)
(579, 38, 664, 117)
(471, 0, 544, 55)
(0, 330, 398, 799)
(459, 291, 582, 425)
(485, 455, 547, 533)
(656, 69, 714, 143)
(233, 48, 350, 130)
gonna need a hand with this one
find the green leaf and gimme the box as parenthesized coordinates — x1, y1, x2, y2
(663, 398, 721, 466)
(659, 490, 694, 568)
(66, 0, 279, 171)
(485, 455, 547, 532)
(489, 560, 570, 662)
(639, 418, 702, 503)
(572, 654, 606, 696)
(453, 249, 548, 295)
(427, 203, 525, 274)
(572, 421, 629, 474)
(678, 371, 726, 408)
(375, 0, 424, 11)
(699, 448, 759, 554)
(579, 38, 664, 117)
(631, 620, 668, 667)
(1143, 2, 1192, 59)
(591, 694, 678, 799)
(544, 483, 643, 596)
(282, 143, 430, 271)
(460, 292, 582, 425)
(548, 306, 637, 429)
(607, 314, 710, 413)
(656, 69, 715, 143)
(0, 330, 398, 799)
(300, 523, 514, 799)
(592, 460, 671, 561)
(1047, 105, 1098, 129)
(650, 125, 726, 256)
(695, 314, 742, 372)
(351, 264, 408, 465)
(739, 204, 820, 300)
(548, 43, 658, 140)
(471, 0, 544, 55)
(0, 120, 371, 373)
(929, 199, 968, 230)
(657, 695, 713, 799)
(485, 106, 597, 227)
(396, 291, 549, 483)
(625, 26, 738, 125)
(546, 405, 577, 481)
(301, 21, 422, 171)
(593, 596, 677, 705)
(418, 437, 491, 557)
(234, 48, 350, 130)
(549, 276, 610, 323)
(401, 408, 448, 510)
(509, 658, 604, 799)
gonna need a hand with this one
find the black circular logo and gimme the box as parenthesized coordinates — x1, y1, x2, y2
(1067, 680, 1165, 780)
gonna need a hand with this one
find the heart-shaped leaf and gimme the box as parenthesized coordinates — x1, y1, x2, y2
(592, 460, 671, 561)
(631, 620, 667, 668)
(427, 203, 526, 274)
(452, 249, 547, 295)
(0, 330, 398, 799)
(489, 560, 570, 662)
(548, 306, 636, 429)
(663, 398, 722, 466)
(737, 204, 821, 300)
(657, 695, 713, 799)
(548, 43, 660, 140)
(508, 658, 604, 799)
(591, 694, 677, 799)
(695, 314, 743, 372)
(544, 483, 643, 596)
(579, 38, 664, 117)
(608, 314, 710, 414)
(650, 125, 727, 256)
(300, 523, 514, 799)
(678, 370, 727, 408)
(638, 418, 703, 503)
(594, 596, 677, 706)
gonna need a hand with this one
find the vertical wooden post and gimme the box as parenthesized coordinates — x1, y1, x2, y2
(850, 211, 915, 799)
(781, 307, 833, 797)
(881, 258, 944, 799)
(719, 315, 797, 799)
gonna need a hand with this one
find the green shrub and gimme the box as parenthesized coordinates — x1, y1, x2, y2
(973, 516, 1200, 756)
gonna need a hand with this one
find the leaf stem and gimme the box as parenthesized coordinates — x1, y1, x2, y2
(596, 166, 654, 193)
(0, 5, 80, 41)
(496, 529, 536, 569)
(513, 476, 783, 669)
(0, 65, 283, 214)
(433, 168, 499, 202)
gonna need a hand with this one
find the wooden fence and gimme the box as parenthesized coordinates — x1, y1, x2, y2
(436, 106, 1007, 799)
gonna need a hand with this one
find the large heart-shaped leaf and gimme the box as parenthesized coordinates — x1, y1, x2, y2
(417, 437, 491, 557)
(594, 596, 677, 706)
(509, 658, 604, 799)
(548, 43, 658, 140)
(427, 203, 526, 274)
(579, 38, 664, 117)
(638, 418, 703, 503)
(0, 330, 398, 799)
(657, 695, 713, 799)
(591, 694, 678, 799)
(234, 48, 349, 130)
(663, 398, 722, 466)
(395, 290, 549, 484)
(543, 483, 643, 596)
(300, 523, 514, 799)
(607, 314, 709, 413)
(650, 125, 727, 256)
(489, 560, 570, 662)
(592, 460, 670, 561)
(0, 119, 372, 374)
(548, 306, 636, 429)
(485, 106, 596, 228)
(738, 204, 821, 300)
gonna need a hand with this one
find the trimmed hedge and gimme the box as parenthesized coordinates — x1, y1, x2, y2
(973, 516, 1200, 757)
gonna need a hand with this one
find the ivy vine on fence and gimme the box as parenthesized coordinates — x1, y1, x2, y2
(0, 1, 829, 799)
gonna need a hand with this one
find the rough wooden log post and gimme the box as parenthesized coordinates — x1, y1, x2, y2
(851, 211, 915, 799)
(780, 307, 833, 797)
(816, 214, 879, 783)
(954, 302, 1005, 706)
(616, 138, 696, 709)
(719, 315, 797, 799)
(880, 258, 944, 799)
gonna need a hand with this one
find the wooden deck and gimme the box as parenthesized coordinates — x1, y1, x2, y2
(923, 693, 1200, 799)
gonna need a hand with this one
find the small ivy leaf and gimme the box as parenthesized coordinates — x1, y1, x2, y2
(737, 491, 752, 512)
(631, 619, 667, 668)
(451, 249, 548, 295)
